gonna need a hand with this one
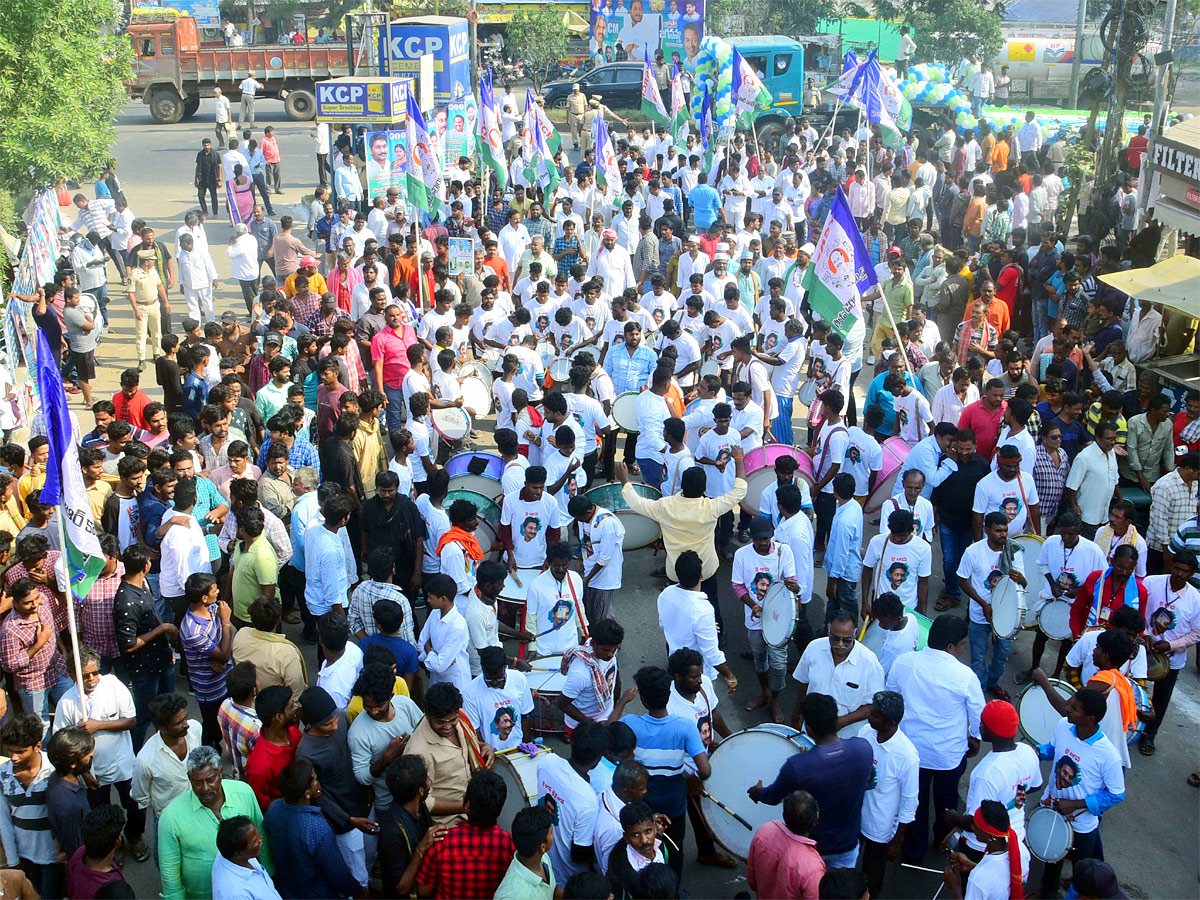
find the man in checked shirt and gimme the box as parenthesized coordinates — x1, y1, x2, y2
(0, 577, 73, 730)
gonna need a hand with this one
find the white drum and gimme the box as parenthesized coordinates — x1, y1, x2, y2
(493, 749, 547, 830)
(1038, 599, 1073, 641)
(741, 467, 778, 515)
(760, 582, 798, 649)
(1026, 806, 1074, 863)
(700, 727, 807, 860)
(537, 342, 556, 366)
(548, 357, 572, 383)
(497, 567, 542, 631)
(991, 576, 1026, 640)
(447, 473, 503, 499)
(612, 391, 641, 433)
(1016, 678, 1073, 746)
(461, 375, 493, 417)
(457, 360, 494, 393)
(432, 406, 471, 441)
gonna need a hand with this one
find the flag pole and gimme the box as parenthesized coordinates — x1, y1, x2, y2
(816, 96, 845, 152)
(55, 507, 89, 716)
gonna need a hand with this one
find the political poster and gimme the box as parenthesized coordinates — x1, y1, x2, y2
(364, 129, 408, 201)
(589, 0, 702, 68)
(449, 237, 473, 275)
(444, 95, 477, 164)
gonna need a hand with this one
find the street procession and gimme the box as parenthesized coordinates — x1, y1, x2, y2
(0, 0, 1197, 897)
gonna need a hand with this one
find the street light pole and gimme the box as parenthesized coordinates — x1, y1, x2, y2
(1068, 0, 1087, 109)
(1152, 0, 1177, 131)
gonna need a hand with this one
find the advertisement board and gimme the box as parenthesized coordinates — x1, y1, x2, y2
(379, 18, 471, 105)
(364, 130, 409, 201)
(589, 0, 702, 67)
(315, 78, 409, 123)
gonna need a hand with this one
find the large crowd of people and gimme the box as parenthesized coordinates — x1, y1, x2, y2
(0, 64, 1195, 900)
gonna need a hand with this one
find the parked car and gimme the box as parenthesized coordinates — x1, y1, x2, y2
(542, 62, 643, 110)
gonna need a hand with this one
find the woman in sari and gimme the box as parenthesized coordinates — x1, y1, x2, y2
(226, 164, 255, 226)
(953, 300, 999, 365)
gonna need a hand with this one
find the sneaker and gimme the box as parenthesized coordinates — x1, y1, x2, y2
(129, 837, 151, 862)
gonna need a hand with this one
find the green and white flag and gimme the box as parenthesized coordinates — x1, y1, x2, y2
(406, 91, 444, 216)
(670, 61, 689, 147)
(641, 50, 669, 126)
(523, 91, 560, 195)
(800, 186, 877, 338)
(477, 71, 508, 190)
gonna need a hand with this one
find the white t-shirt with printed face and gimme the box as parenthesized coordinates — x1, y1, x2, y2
(957, 539, 1025, 625)
(770, 336, 807, 397)
(666, 677, 718, 774)
(962, 744, 1044, 851)
(552, 317, 592, 356)
(566, 393, 609, 450)
(528, 300, 560, 340)
(463, 669, 535, 752)
(695, 428, 741, 498)
(863, 535, 932, 610)
(1042, 718, 1125, 834)
(972, 471, 1039, 537)
(879, 494, 936, 544)
(561, 653, 617, 729)
(731, 541, 797, 630)
(700, 320, 743, 371)
(1065, 628, 1148, 684)
(893, 390, 933, 445)
(1035, 535, 1107, 603)
(1142, 575, 1200, 669)
(843, 427, 883, 497)
(526, 571, 585, 656)
(537, 752, 600, 881)
(544, 446, 587, 515)
(502, 491, 563, 569)
(730, 401, 765, 455)
(872, 614, 922, 676)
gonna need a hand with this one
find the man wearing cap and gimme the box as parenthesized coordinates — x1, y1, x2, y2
(675, 235, 710, 292)
(587, 228, 636, 298)
(566, 84, 588, 149)
(128, 249, 169, 370)
(283, 256, 327, 300)
(943, 699, 1041, 866)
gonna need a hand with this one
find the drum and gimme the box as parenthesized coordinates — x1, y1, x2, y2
(443, 490, 502, 558)
(582, 482, 663, 550)
(432, 406, 471, 441)
(700, 358, 719, 378)
(991, 576, 1026, 640)
(1037, 600, 1073, 641)
(527, 654, 567, 734)
(865, 437, 913, 514)
(1026, 806, 1074, 863)
(744, 443, 803, 476)
(548, 357, 572, 384)
(497, 567, 542, 630)
(461, 375, 493, 417)
(752, 723, 814, 752)
(700, 727, 809, 860)
(1127, 681, 1151, 744)
(446, 451, 504, 500)
(742, 446, 814, 514)
(612, 391, 641, 433)
(1016, 678, 1073, 746)
(760, 582, 798, 649)
(861, 609, 933, 657)
(797, 377, 818, 408)
(537, 342, 556, 366)
(457, 360, 494, 393)
(494, 749, 545, 829)
(1146, 648, 1171, 682)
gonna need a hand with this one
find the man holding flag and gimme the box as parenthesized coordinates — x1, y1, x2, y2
(407, 91, 445, 220)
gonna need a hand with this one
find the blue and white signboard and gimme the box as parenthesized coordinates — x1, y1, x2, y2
(379, 17, 470, 105)
(315, 77, 409, 123)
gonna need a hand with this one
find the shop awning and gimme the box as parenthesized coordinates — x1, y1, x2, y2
(1097, 254, 1200, 318)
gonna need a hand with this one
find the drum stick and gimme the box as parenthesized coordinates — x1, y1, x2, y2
(858, 615, 872, 642)
(511, 571, 523, 588)
(700, 790, 753, 830)
(901, 863, 945, 875)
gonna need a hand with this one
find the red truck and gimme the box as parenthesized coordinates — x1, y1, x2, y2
(127, 14, 352, 123)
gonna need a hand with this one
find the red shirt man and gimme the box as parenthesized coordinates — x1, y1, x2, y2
(958, 381, 1007, 460)
(1070, 549, 1148, 638)
(371, 312, 418, 392)
(113, 381, 152, 431)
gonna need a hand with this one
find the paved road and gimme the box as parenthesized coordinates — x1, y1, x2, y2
(94, 98, 1200, 899)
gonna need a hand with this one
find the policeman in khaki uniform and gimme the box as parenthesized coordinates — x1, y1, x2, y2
(567, 84, 588, 149)
(127, 249, 168, 370)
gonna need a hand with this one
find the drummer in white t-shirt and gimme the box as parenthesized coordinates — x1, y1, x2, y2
(755, 455, 814, 525)
(862, 509, 932, 617)
(500, 465, 564, 573)
(880, 469, 936, 543)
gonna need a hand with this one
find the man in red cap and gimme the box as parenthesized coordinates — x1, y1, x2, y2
(944, 700, 1041, 866)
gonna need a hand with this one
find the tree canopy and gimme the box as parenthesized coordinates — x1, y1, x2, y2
(504, 8, 569, 92)
(875, 0, 1003, 65)
(0, 0, 132, 192)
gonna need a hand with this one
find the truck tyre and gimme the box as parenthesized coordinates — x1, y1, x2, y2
(754, 120, 787, 157)
(182, 96, 201, 119)
(148, 88, 185, 124)
(284, 90, 317, 120)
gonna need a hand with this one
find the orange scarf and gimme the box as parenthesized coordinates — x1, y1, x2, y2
(436, 525, 484, 561)
(457, 710, 487, 769)
(1090, 669, 1138, 733)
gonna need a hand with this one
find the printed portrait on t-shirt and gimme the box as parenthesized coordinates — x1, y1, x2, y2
(896, 407, 909, 428)
(1055, 570, 1082, 597)
(1151, 606, 1175, 635)
(866, 760, 878, 791)
(539, 792, 560, 824)
(491, 705, 517, 742)
(752, 571, 773, 601)
(697, 713, 712, 746)
(985, 569, 1003, 594)
(846, 445, 862, 466)
(537, 314, 550, 333)
(550, 598, 573, 630)
(521, 516, 541, 542)
(887, 561, 909, 591)
(584, 315, 598, 331)
(1055, 755, 1080, 791)
(763, 332, 778, 351)
(1001, 497, 1020, 522)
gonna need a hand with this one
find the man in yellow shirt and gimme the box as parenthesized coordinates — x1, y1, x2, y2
(283, 256, 328, 298)
(352, 390, 387, 499)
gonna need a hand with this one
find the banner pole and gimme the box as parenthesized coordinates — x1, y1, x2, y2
(55, 508, 88, 716)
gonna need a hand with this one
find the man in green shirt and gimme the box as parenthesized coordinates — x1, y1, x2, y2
(870, 256, 914, 361)
(494, 806, 557, 900)
(255, 356, 293, 423)
(227, 506, 278, 626)
(158, 745, 272, 900)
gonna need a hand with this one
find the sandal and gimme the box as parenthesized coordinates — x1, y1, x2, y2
(1139, 738, 1156, 756)
(1188, 772, 1199, 787)
(987, 685, 1011, 701)
(935, 595, 961, 612)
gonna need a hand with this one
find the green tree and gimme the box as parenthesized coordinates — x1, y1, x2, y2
(875, 0, 1002, 65)
(708, 0, 826, 37)
(0, 0, 131, 194)
(504, 7, 569, 92)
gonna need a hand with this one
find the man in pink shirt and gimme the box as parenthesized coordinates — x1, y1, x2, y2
(957, 379, 1007, 461)
(370, 303, 418, 431)
(260, 126, 282, 194)
(747, 789, 826, 900)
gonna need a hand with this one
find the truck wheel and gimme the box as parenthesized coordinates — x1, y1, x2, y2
(754, 121, 786, 157)
(182, 96, 201, 119)
(284, 90, 316, 120)
(148, 89, 185, 124)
